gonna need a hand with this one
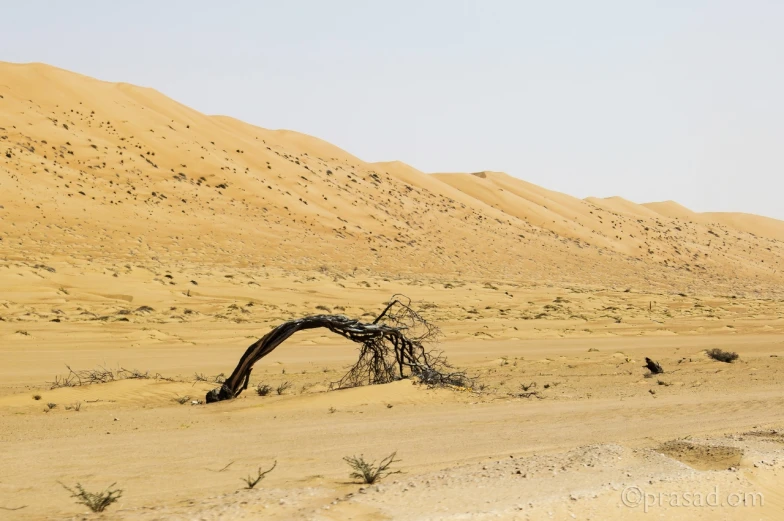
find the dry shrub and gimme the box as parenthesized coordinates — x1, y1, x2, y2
(59, 482, 123, 512)
(343, 452, 401, 484)
(706, 348, 739, 363)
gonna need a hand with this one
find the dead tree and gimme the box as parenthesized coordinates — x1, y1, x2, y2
(206, 296, 468, 403)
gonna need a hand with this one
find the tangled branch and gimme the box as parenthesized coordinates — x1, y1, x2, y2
(206, 295, 470, 403)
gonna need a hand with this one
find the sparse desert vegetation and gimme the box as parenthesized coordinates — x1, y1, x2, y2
(255, 383, 272, 396)
(59, 482, 123, 513)
(240, 461, 277, 489)
(1, 58, 784, 520)
(706, 348, 740, 363)
(344, 452, 401, 484)
(275, 381, 292, 396)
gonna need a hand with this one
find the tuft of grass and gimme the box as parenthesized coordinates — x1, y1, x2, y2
(516, 382, 541, 399)
(241, 461, 277, 489)
(65, 402, 82, 411)
(33, 394, 42, 401)
(46, 402, 57, 410)
(706, 348, 739, 363)
(343, 452, 401, 484)
(59, 482, 123, 513)
(276, 381, 292, 395)
(255, 383, 272, 396)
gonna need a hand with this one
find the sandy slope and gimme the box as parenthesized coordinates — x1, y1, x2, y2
(644, 202, 784, 242)
(3, 61, 784, 292)
(2, 62, 784, 520)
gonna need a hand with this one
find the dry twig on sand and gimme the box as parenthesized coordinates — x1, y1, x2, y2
(206, 461, 235, 473)
(49, 365, 172, 389)
(241, 461, 277, 489)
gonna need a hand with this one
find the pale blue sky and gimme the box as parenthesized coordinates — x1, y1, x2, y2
(3, 1, 783, 219)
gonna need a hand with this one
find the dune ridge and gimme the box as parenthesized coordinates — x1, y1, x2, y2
(1, 61, 784, 296)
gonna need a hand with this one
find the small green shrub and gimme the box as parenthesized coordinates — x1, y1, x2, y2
(343, 452, 400, 484)
(276, 381, 292, 395)
(59, 482, 123, 512)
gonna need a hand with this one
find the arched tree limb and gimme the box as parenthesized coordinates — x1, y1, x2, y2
(206, 296, 468, 403)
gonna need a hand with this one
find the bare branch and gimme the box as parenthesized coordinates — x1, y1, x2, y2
(207, 297, 471, 403)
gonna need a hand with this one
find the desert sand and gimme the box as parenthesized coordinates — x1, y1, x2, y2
(1, 62, 784, 520)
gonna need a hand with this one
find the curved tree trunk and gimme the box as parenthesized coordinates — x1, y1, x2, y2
(206, 298, 467, 403)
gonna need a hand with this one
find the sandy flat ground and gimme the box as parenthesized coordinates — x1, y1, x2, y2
(2, 311, 784, 520)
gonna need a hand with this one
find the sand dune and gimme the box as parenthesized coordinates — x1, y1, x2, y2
(3, 61, 784, 293)
(643, 200, 699, 219)
(2, 62, 784, 520)
(644, 201, 784, 242)
(701, 212, 784, 242)
(585, 195, 663, 219)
